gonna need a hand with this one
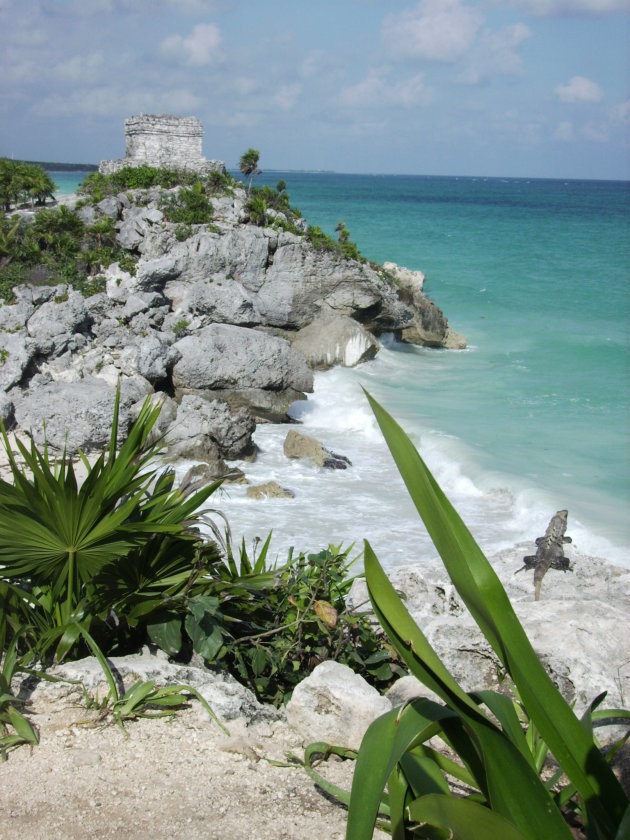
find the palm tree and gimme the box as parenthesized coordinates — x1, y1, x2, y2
(335, 220, 350, 243)
(239, 148, 261, 194)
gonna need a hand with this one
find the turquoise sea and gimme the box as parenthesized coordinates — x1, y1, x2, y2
(53, 171, 630, 568)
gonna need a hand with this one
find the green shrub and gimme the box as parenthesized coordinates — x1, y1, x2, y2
(305, 393, 630, 839)
(171, 317, 190, 336)
(211, 543, 401, 705)
(0, 159, 56, 211)
(245, 194, 268, 226)
(79, 165, 189, 201)
(159, 182, 214, 226)
(0, 206, 136, 297)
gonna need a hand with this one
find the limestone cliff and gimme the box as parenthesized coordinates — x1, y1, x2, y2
(0, 177, 465, 479)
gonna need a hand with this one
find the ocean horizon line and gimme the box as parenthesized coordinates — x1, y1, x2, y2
(33, 161, 630, 186)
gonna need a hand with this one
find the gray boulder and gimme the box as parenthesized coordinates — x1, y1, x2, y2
(285, 660, 392, 749)
(0, 296, 35, 331)
(0, 330, 34, 391)
(254, 239, 383, 328)
(283, 429, 351, 469)
(96, 196, 122, 220)
(12, 376, 149, 452)
(291, 314, 379, 370)
(163, 395, 255, 466)
(21, 647, 279, 725)
(26, 288, 90, 357)
(246, 481, 295, 500)
(117, 206, 164, 250)
(119, 332, 178, 384)
(172, 324, 313, 394)
(166, 277, 260, 327)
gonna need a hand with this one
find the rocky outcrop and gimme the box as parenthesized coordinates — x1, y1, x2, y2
(285, 660, 392, 749)
(290, 313, 379, 370)
(1, 176, 465, 480)
(246, 481, 295, 500)
(172, 324, 313, 393)
(283, 430, 351, 470)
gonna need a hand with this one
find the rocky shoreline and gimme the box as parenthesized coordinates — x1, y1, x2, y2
(1, 181, 464, 483)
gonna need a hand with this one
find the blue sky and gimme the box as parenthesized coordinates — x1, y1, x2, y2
(1, 0, 628, 179)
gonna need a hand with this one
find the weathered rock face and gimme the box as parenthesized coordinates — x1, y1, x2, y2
(283, 430, 351, 470)
(12, 376, 150, 451)
(172, 324, 313, 393)
(246, 481, 295, 500)
(285, 660, 392, 749)
(290, 313, 379, 370)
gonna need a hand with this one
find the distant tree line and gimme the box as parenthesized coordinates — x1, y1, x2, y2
(0, 159, 57, 211)
(18, 161, 98, 172)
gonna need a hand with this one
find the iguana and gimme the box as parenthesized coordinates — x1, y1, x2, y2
(518, 510, 573, 601)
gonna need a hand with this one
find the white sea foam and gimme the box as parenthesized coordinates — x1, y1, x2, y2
(210, 345, 630, 571)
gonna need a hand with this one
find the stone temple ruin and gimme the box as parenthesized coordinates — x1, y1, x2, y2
(99, 114, 224, 175)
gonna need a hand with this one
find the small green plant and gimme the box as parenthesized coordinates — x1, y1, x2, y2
(305, 393, 629, 839)
(117, 254, 138, 276)
(73, 624, 226, 735)
(0, 347, 8, 366)
(0, 637, 39, 760)
(171, 318, 190, 337)
(159, 182, 214, 226)
(306, 223, 365, 263)
(206, 543, 402, 706)
(245, 194, 268, 227)
(174, 224, 192, 242)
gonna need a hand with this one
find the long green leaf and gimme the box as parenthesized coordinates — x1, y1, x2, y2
(407, 794, 530, 840)
(365, 390, 627, 835)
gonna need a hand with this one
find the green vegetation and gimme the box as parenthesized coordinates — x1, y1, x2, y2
(18, 161, 97, 173)
(0, 206, 120, 301)
(239, 148, 261, 193)
(307, 224, 364, 263)
(171, 317, 190, 337)
(159, 182, 214, 226)
(305, 393, 629, 839)
(79, 165, 237, 205)
(0, 392, 397, 751)
(0, 159, 56, 211)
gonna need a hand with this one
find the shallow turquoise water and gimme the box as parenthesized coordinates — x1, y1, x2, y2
(258, 172, 630, 559)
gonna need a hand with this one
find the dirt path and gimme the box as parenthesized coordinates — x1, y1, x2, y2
(0, 695, 384, 840)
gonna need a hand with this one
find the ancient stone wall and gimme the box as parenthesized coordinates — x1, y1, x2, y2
(99, 114, 224, 175)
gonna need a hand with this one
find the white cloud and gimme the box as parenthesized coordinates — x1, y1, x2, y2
(300, 50, 326, 79)
(382, 0, 483, 63)
(609, 99, 630, 124)
(273, 83, 302, 111)
(33, 86, 200, 118)
(54, 52, 105, 82)
(459, 22, 532, 84)
(555, 75, 604, 103)
(503, 0, 628, 14)
(554, 120, 575, 140)
(160, 22, 221, 66)
(581, 121, 609, 141)
(232, 77, 258, 96)
(339, 70, 433, 108)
